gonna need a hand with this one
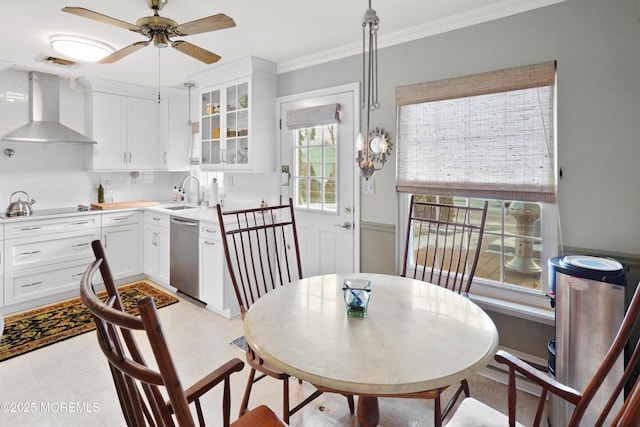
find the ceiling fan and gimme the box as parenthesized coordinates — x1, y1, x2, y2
(62, 0, 235, 64)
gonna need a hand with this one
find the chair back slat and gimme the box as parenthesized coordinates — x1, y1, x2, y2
(401, 196, 488, 295)
(81, 258, 190, 426)
(217, 199, 303, 318)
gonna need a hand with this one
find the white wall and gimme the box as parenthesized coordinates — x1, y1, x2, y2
(0, 69, 186, 209)
(277, 0, 640, 257)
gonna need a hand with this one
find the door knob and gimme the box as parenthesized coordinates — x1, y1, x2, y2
(334, 222, 352, 230)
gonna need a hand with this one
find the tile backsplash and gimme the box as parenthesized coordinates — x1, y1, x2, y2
(0, 68, 278, 211)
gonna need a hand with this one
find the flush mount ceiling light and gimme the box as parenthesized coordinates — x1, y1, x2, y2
(49, 35, 115, 62)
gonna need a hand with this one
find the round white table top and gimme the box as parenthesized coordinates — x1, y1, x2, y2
(243, 273, 499, 396)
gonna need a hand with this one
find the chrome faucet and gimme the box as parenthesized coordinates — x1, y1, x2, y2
(180, 175, 204, 205)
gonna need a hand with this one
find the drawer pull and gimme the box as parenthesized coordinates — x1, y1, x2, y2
(204, 240, 216, 245)
(111, 217, 129, 222)
(152, 217, 162, 221)
(20, 226, 41, 231)
(70, 221, 90, 225)
(72, 243, 90, 249)
(204, 228, 217, 234)
(19, 250, 41, 256)
(22, 281, 42, 288)
(72, 272, 84, 279)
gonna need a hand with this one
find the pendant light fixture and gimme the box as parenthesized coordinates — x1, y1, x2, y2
(355, 0, 391, 180)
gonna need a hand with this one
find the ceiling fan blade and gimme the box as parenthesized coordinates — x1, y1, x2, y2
(62, 7, 140, 32)
(172, 40, 221, 64)
(174, 13, 236, 36)
(98, 41, 149, 64)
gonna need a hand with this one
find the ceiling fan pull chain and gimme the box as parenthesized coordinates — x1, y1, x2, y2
(157, 47, 161, 103)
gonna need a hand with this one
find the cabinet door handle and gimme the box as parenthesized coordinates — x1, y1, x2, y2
(123, 152, 127, 164)
(22, 281, 42, 288)
(19, 250, 41, 256)
(163, 152, 167, 164)
(72, 243, 90, 249)
(129, 152, 132, 163)
(152, 231, 157, 246)
(103, 235, 108, 248)
(20, 226, 41, 231)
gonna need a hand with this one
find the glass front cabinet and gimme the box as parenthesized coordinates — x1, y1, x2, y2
(194, 57, 277, 171)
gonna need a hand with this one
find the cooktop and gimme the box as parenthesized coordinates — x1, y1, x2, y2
(0, 205, 94, 220)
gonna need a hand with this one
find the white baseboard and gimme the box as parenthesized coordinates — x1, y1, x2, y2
(478, 346, 549, 398)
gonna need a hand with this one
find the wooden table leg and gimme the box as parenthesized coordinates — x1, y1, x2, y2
(357, 396, 379, 427)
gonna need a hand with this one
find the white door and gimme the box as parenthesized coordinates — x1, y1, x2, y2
(278, 83, 360, 276)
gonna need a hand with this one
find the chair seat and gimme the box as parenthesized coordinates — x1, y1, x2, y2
(445, 398, 525, 427)
(231, 405, 288, 427)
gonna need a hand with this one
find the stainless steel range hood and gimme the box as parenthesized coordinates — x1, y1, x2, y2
(2, 71, 96, 144)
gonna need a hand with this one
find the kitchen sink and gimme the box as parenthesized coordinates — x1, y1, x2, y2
(165, 205, 197, 211)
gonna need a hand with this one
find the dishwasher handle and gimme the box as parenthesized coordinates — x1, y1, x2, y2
(170, 217, 198, 227)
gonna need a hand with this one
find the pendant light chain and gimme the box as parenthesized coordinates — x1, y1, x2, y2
(356, 0, 389, 179)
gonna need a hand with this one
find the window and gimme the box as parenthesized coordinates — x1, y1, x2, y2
(395, 62, 557, 309)
(293, 124, 338, 212)
(285, 103, 341, 213)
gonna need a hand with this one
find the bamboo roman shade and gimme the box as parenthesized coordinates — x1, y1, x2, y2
(286, 103, 341, 130)
(396, 61, 556, 203)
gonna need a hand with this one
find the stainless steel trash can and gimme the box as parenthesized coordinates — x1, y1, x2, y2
(548, 255, 626, 426)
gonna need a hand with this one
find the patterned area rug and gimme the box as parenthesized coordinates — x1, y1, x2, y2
(0, 281, 178, 362)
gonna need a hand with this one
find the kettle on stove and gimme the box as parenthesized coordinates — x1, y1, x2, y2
(5, 191, 36, 217)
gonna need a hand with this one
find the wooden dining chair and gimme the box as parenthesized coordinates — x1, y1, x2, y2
(216, 199, 354, 422)
(81, 240, 247, 427)
(399, 195, 489, 427)
(446, 281, 640, 427)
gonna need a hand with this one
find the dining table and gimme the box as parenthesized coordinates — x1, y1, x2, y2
(242, 273, 499, 427)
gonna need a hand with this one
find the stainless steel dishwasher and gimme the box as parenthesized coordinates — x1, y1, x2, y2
(170, 216, 200, 301)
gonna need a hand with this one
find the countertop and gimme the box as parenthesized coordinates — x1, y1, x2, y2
(0, 201, 259, 225)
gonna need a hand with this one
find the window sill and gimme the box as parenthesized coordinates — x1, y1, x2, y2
(469, 294, 555, 326)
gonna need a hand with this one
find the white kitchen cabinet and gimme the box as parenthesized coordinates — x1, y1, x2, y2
(199, 222, 239, 318)
(143, 212, 170, 286)
(191, 56, 276, 172)
(101, 211, 140, 280)
(5, 259, 90, 307)
(159, 87, 191, 171)
(4, 229, 100, 272)
(86, 91, 159, 170)
(3, 215, 101, 308)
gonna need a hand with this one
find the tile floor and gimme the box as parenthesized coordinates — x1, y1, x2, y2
(0, 287, 543, 426)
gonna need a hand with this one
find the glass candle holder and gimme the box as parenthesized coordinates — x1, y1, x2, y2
(342, 279, 372, 318)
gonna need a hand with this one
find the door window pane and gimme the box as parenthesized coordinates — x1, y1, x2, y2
(293, 124, 338, 212)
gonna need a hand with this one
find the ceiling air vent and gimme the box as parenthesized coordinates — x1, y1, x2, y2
(38, 55, 77, 68)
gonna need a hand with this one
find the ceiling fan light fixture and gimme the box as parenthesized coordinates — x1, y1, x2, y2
(49, 34, 114, 62)
(153, 32, 169, 48)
